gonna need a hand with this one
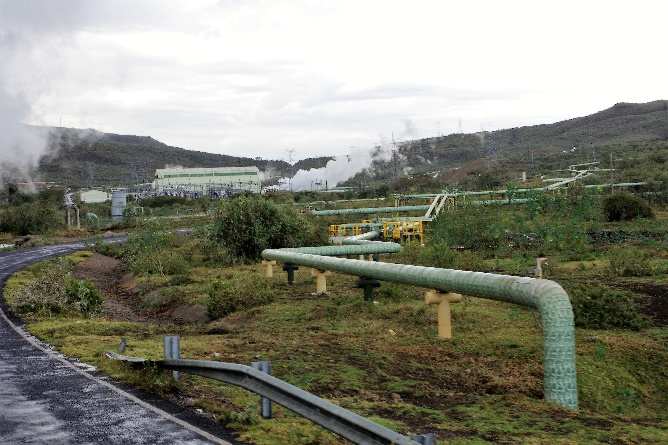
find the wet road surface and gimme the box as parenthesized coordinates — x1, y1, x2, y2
(0, 242, 230, 444)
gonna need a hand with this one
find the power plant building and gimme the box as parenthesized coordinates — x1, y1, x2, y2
(153, 166, 261, 195)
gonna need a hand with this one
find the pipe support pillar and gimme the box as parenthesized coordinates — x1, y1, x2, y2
(312, 269, 331, 294)
(282, 263, 299, 285)
(262, 260, 276, 278)
(424, 290, 462, 339)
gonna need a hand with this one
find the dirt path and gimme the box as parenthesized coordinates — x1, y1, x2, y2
(73, 253, 146, 322)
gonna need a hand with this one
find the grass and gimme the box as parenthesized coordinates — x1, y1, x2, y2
(8, 252, 666, 444)
(3, 199, 668, 444)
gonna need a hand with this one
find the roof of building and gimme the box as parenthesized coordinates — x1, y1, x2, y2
(155, 166, 260, 179)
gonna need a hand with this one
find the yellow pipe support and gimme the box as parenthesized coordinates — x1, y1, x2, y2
(424, 290, 463, 339)
(262, 260, 276, 278)
(313, 269, 332, 294)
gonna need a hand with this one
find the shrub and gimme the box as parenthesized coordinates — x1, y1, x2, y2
(9, 261, 69, 316)
(603, 193, 653, 222)
(211, 195, 322, 261)
(608, 247, 655, 277)
(139, 195, 190, 208)
(9, 260, 102, 317)
(0, 203, 62, 235)
(416, 242, 487, 271)
(417, 242, 457, 268)
(120, 228, 189, 276)
(567, 283, 649, 330)
(431, 205, 503, 252)
(206, 273, 273, 319)
(65, 278, 103, 315)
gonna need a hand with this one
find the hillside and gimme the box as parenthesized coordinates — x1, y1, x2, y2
(27, 100, 668, 189)
(345, 100, 668, 187)
(34, 128, 332, 187)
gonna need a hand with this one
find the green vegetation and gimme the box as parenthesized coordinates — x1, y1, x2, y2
(5, 252, 102, 317)
(119, 227, 190, 276)
(603, 192, 654, 221)
(211, 195, 324, 261)
(429, 188, 598, 258)
(608, 247, 656, 277)
(0, 188, 63, 235)
(206, 271, 273, 318)
(2, 188, 667, 444)
(567, 283, 650, 330)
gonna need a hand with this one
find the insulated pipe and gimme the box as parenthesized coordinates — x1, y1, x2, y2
(333, 231, 382, 245)
(333, 223, 380, 229)
(313, 198, 531, 216)
(312, 205, 431, 216)
(261, 250, 578, 410)
(280, 242, 400, 257)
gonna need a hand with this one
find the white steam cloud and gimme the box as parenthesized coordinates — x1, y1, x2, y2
(286, 148, 373, 191)
(0, 0, 164, 187)
(283, 138, 398, 191)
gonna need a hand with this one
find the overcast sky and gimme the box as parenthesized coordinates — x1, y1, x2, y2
(2, 0, 667, 161)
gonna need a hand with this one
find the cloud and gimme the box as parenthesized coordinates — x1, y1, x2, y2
(0, 0, 666, 173)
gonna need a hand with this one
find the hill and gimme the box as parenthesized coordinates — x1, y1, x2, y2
(24, 100, 668, 189)
(34, 128, 332, 187)
(345, 100, 668, 187)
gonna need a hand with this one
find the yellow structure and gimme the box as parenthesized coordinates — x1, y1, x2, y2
(424, 290, 463, 339)
(261, 260, 276, 278)
(310, 268, 332, 294)
(382, 221, 424, 245)
(328, 220, 424, 245)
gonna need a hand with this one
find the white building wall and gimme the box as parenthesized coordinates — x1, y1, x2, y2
(154, 166, 261, 194)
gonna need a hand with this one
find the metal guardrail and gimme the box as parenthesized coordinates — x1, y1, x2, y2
(106, 351, 428, 445)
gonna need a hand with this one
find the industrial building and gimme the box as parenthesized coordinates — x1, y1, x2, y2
(153, 166, 261, 196)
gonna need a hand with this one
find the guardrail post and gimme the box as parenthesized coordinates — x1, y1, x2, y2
(412, 433, 436, 444)
(251, 361, 272, 418)
(163, 335, 181, 381)
(118, 337, 127, 353)
(282, 263, 299, 285)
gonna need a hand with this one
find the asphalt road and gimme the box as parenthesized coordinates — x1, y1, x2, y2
(0, 241, 232, 445)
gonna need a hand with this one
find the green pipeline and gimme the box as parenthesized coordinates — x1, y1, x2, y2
(312, 205, 431, 216)
(311, 198, 530, 216)
(261, 250, 578, 410)
(280, 241, 401, 256)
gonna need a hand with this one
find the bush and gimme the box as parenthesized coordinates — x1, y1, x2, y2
(608, 247, 655, 277)
(567, 283, 649, 330)
(8, 260, 102, 316)
(139, 195, 189, 208)
(417, 242, 457, 268)
(211, 195, 322, 261)
(65, 278, 103, 315)
(206, 272, 273, 318)
(603, 193, 653, 222)
(0, 203, 62, 235)
(431, 205, 503, 251)
(120, 227, 189, 276)
(417, 243, 486, 271)
(9, 261, 69, 316)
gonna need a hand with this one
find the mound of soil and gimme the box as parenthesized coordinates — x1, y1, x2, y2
(73, 253, 146, 322)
